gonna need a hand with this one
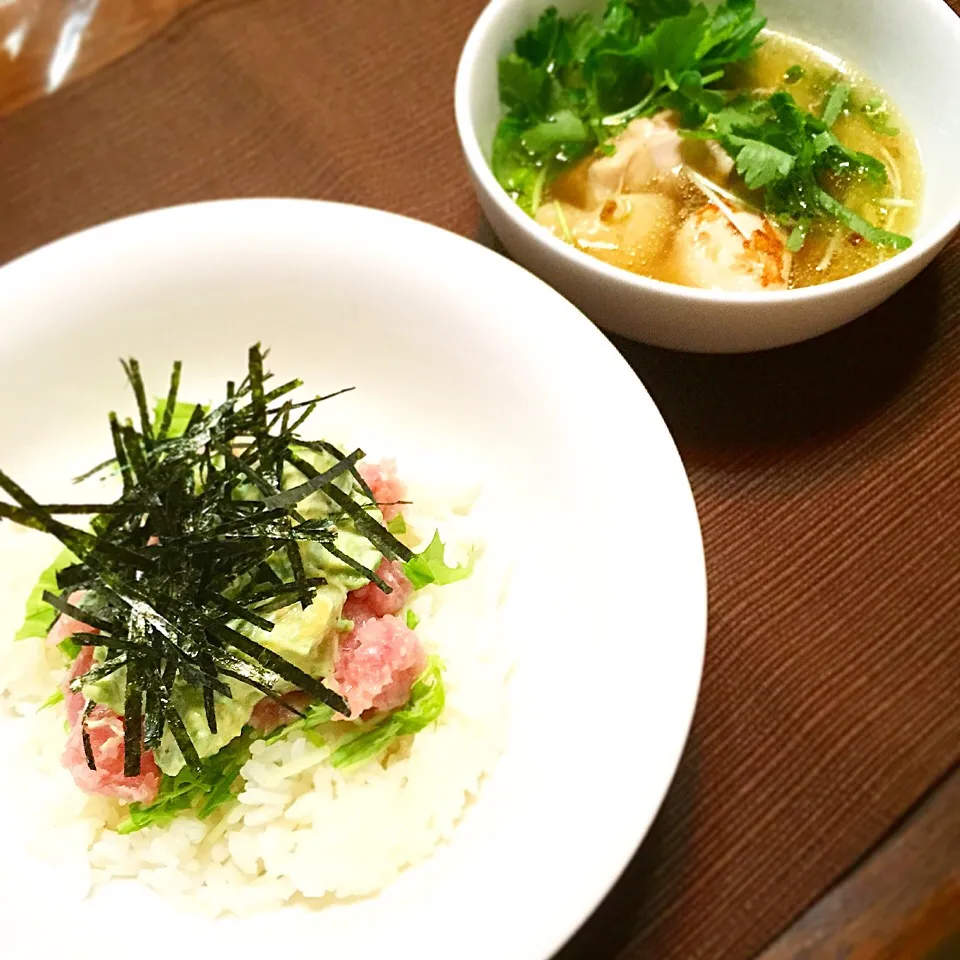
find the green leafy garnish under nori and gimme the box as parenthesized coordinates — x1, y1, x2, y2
(38, 689, 65, 711)
(0, 345, 410, 779)
(15, 547, 78, 643)
(118, 727, 257, 834)
(329, 657, 446, 769)
(403, 531, 476, 591)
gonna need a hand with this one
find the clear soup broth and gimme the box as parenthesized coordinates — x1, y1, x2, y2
(538, 31, 923, 291)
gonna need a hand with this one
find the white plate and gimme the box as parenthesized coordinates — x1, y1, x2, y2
(0, 200, 706, 960)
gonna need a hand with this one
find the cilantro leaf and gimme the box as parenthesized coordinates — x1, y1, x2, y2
(692, 90, 911, 249)
(515, 5, 565, 65)
(728, 136, 795, 188)
(402, 532, 475, 590)
(860, 96, 899, 137)
(492, 115, 555, 214)
(405, 608, 420, 630)
(783, 64, 805, 84)
(697, 0, 766, 68)
(521, 109, 592, 153)
(492, 0, 764, 211)
(492, 0, 909, 251)
(815, 189, 913, 249)
(628, 0, 696, 31)
(600, 1, 762, 128)
(812, 129, 886, 182)
(499, 54, 548, 113)
(786, 220, 810, 252)
(638, 6, 711, 80)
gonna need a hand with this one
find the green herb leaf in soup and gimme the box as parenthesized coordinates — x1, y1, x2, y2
(493, 0, 922, 290)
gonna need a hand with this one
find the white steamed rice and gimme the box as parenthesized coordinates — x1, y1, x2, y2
(0, 475, 511, 916)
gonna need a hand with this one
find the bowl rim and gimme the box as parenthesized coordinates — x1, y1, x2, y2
(0, 197, 708, 960)
(454, 0, 960, 306)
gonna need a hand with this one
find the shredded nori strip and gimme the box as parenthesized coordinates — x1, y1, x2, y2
(123, 652, 144, 777)
(81, 700, 97, 771)
(0, 346, 395, 778)
(203, 683, 218, 736)
(286, 452, 412, 562)
(156, 360, 183, 441)
(40, 590, 116, 634)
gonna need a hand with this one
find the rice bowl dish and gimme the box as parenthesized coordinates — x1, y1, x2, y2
(0, 200, 706, 960)
(0, 503, 510, 914)
(0, 349, 512, 915)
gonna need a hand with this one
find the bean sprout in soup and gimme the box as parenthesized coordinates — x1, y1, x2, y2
(532, 33, 922, 292)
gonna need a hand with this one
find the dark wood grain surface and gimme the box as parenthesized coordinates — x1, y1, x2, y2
(1, 1, 959, 958)
(757, 766, 960, 960)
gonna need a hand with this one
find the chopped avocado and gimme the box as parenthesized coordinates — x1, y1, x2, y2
(235, 582, 346, 675)
(236, 445, 383, 592)
(84, 584, 348, 776)
(154, 678, 263, 775)
(83, 666, 263, 777)
(78, 442, 380, 778)
(92, 608, 348, 776)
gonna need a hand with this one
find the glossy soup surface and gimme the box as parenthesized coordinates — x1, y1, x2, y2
(537, 31, 923, 291)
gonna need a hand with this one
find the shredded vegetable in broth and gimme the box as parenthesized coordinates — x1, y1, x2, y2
(494, 1, 923, 293)
(725, 33, 922, 286)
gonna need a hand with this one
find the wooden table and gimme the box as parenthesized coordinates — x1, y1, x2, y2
(1, 2, 958, 957)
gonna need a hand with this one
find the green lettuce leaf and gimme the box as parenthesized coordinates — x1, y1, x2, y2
(15, 548, 79, 641)
(38, 689, 65, 711)
(152, 399, 206, 439)
(402, 532, 475, 590)
(117, 727, 255, 834)
(263, 700, 336, 745)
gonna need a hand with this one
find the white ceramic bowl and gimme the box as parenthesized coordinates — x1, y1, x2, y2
(456, 0, 960, 353)
(0, 200, 706, 960)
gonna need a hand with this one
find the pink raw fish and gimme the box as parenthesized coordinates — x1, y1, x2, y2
(334, 614, 426, 717)
(342, 559, 412, 626)
(61, 645, 95, 728)
(46, 590, 98, 649)
(250, 691, 313, 733)
(359, 459, 406, 523)
(61, 704, 161, 804)
(54, 598, 162, 804)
